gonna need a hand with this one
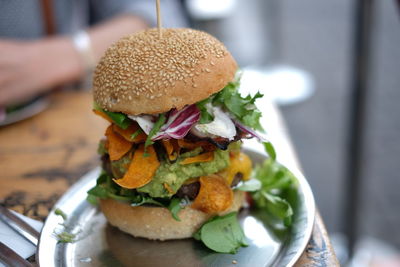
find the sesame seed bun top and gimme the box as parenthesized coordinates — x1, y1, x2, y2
(93, 28, 237, 115)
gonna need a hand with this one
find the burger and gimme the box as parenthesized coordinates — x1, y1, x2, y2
(87, 28, 264, 244)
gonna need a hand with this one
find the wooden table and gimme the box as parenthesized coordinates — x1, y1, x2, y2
(0, 91, 339, 266)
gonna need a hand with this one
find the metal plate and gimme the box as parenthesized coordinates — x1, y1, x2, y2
(0, 97, 49, 126)
(37, 148, 315, 267)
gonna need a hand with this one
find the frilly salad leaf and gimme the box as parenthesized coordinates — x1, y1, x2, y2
(213, 83, 263, 131)
(196, 75, 264, 131)
(193, 212, 248, 254)
(251, 142, 298, 227)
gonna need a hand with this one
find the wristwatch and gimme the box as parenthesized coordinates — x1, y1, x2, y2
(71, 30, 96, 74)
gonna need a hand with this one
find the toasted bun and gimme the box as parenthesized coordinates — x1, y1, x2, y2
(99, 190, 245, 240)
(93, 28, 237, 115)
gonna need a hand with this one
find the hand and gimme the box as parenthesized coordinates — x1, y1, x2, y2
(0, 38, 84, 107)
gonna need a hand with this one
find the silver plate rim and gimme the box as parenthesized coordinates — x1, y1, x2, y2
(0, 97, 49, 126)
(284, 166, 315, 266)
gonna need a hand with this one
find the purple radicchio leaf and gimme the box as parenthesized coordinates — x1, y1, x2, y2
(152, 104, 200, 140)
(233, 119, 267, 142)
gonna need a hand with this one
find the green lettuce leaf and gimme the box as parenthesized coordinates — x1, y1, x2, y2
(167, 197, 188, 221)
(87, 171, 161, 205)
(129, 195, 165, 207)
(194, 212, 248, 254)
(236, 179, 262, 192)
(263, 141, 276, 161)
(54, 208, 67, 220)
(130, 129, 143, 140)
(55, 231, 77, 243)
(196, 98, 214, 124)
(144, 113, 166, 148)
(102, 110, 131, 129)
(93, 103, 131, 129)
(86, 171, 187, 221)
(251, 143, 297, 227)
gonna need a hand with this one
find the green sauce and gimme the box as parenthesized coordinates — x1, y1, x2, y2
(137, 149, 229, 198)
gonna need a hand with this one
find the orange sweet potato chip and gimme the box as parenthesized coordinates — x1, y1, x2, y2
(113, 144, 160, 189)
(93, 109, 113, 123)
(163, 183, 174, 194)
(162, 139, 180, 161)
(177, 139, 216, 152)
(180, 152, 214, 165)
(191, 175, 233, 214)
(177, 139, 196, 149)
(217, 152, 252, 185)
(177, 139, 208, 149)
(105, 125, 133, 161)
(113, 123, 147, 143)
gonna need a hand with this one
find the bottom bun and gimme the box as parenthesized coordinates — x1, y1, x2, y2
(99, 190, 245, 241)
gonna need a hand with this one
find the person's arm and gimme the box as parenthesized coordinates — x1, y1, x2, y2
(0, 14, 148, 107)
(88, 14, 148, 63)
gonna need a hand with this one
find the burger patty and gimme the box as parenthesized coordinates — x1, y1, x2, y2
(231, 172, 243, 187)
(175, 172, 243, 200)
(175, 182, 200, 199)
(101, 155, 244, 200)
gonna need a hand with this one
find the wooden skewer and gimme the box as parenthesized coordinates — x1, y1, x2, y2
(156, 0, 162, 38)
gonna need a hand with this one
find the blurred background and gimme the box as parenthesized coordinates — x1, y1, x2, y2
(1, 0, 399, 265)
(183, 0, 400, 265)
